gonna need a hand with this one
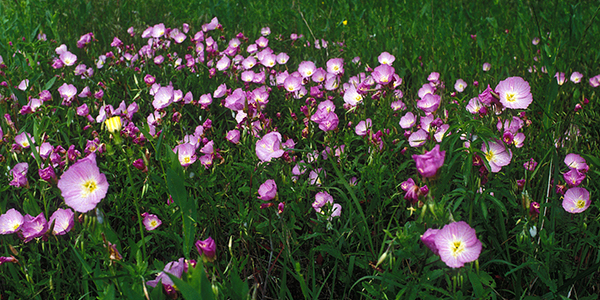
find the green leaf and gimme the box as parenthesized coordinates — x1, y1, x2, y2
(468, 270, 484, 298)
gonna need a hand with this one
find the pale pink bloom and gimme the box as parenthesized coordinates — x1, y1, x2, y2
(257, 179, 277, 201)
(255, 132, 284, 162)
(570, 72, 583, 84)
(260, 53, 276, 68)
(142, 213, 162, 231)
(298, 61, 316, 78)
(276, 52, 290, 65)
(151, 23, 166, 38)
(513, 133, 525, 148)
(59, 51, 77, 66)
(562, 187, 591, 213)
(399, 112, 416, 129)
(57, 153, 109, 213)
(391, 100, 406, 111)
(173, 143, 197, 167)
(454, 79, 467, 93)
(466, 97, 484, 114)
(213, 83, 227, 98)
(421, 228, 440, 255)
(532, 37, 540, 45)
(49, 208, 74, 235)
(58, 83, 77, 104)
(18, 79, 29, 91)
(408, 129, 428, 148)
(195, 237, 216, 261)
(563, 168, 585, 187)
(20, 213, 48, 243)
(326, 58, 344, 75)
(261, 27, 271, 36)
(224, 88, 246, 111)
(481, 140, 512, 173)
(417, 94, 441, 114)
(377, 52, 395, 66)
(283, 75, 302, 93)
(9, 162, 28, 187)
(343, 85, 363, 106)
(242, 56, 257, 70)
(153, 86, 174, 110)
(216, 55, 231, 71)
(313, 192, 334, 212)
(0, 209, 24, 234)
(413, 144, 446, 178)
(427, 72, 440, 83)
(372, 64, 395, 85)
(482, 62, 491, 72)
(564, 153, 589, 172)
(554, 72, 566, 85)
(355, 119, 372, 136)
(495, 76, 533, 109)
(434, 221, 482, 268)
(308, 168, 326, 186)
(434, 124, 450, 143)
(589, 75, 600, 88)
(14, 131, 34, 148)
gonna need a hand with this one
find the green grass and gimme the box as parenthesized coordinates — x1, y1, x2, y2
(0, 0, 599, 299)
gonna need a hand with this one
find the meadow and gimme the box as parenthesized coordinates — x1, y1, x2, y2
(1, 0, 600, 299)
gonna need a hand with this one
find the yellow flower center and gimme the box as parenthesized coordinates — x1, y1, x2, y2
(451, 240, 465, 257)
(150, 220, 158, 227)
(82, 180, 98, 197)
(12, 222, 20, 231)
(184, 157, 191, 163)
(485, 150, 494, 162)
(575, 199, 586, 209)
(506, 92, 516, 102)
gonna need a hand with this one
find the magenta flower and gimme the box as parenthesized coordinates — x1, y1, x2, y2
(377, 52, 395, 65)
(59, 51, 77, 66)
(481, 140, 512, 173)
(454, 79, 467, 93)
(153, 85, 174, 110)
(0, 256, 18, 266)
(564, 153, 589, 172)
(343, 85, 363, 106)
(0, 208, 24, 235)
(421, 228, 440, 255)
(326, 58, 344, 75)
(141, 213, 162, 231)
(313, 191, 334, 211)
(563, 168, 585, 187)
(224, 88, 246, 111)
(9, 162, 29, 187)
(555, 72, 566, 85)
(308, 168, 326, 186)
(226, 129, 241, 144)
(146, 258, 187, 295)
(298, 61, 316, 78)
(173, 143, 197, 167)
(20, 213, 48, 243)
(400, 178, 420, 202)
(399, 112, 416, 129)
(372, 64, 395, 85)
(257, 179, 277, 201)
(412, 144, 446, 178)
(355, 119, 372, 136)
(57, 153, 109, 213)
(49, 208, 75, 235)
(416, 94, 441, 114)
(408, 129, 428, 148)
(494, 77, 533, 109)
(482, 62, 491, 72)
(523, 158, 538, 171)
(562, 187, 591, 213)
(58, 83, 77, 104)
(434, 221, 482, 268)
(570, 72, 583, 84)
(195, 237, 216, 262)
(256, 132, 284, 162)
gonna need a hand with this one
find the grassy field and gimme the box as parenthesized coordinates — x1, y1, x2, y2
(1, 0, 599, 299)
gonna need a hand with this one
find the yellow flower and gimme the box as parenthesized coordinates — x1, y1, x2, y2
(105, 116, 122, 133)
(343, 20, 348, 26)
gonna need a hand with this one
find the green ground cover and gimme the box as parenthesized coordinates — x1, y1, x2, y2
(1, 0, 599, 299)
